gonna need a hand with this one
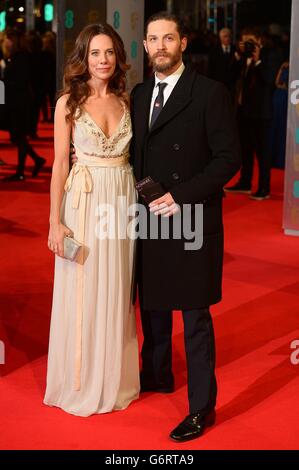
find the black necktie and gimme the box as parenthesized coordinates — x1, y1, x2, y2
(150, 82, 167, 128)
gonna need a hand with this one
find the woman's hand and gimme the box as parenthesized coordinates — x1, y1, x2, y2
(48, 222, 72, 258)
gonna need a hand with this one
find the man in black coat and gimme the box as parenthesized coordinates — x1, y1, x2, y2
(208, 27, 237, 98)
(130, 12, 240, 442)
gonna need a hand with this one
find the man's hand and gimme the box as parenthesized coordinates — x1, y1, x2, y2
(235, 40, 246, 61)
(149, 192, 180, 217)
(234, 50, 242, 61)
(252, 44, 261, 63)
(70, 146, 78, 165)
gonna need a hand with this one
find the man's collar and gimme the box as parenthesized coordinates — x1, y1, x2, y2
(154, 62, 185, 87)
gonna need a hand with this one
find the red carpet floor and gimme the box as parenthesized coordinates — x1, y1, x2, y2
(0, 123, 299, 450)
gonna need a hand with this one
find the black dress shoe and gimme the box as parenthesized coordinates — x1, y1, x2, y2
(224, 182, 251, 193)
(2, 173, 25, 182)
(249, 189, 270, 200)
(29, 133, 40, 140)
(169, 409, 216, 442)
(32, 157, 46, 177)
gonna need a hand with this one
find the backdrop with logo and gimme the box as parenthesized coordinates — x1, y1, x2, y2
(283, 0, 299, 236)
(106, 0, 144, 91)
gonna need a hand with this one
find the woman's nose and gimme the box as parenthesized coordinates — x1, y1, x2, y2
(99, 54, 107, 63)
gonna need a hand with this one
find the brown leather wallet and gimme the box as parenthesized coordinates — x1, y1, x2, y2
(135, 176, 165, 204)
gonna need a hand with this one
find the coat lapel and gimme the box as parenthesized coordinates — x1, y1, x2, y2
(149, 65, 196, 134)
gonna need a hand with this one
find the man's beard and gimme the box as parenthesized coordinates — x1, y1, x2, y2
(149, 50, 182, 73)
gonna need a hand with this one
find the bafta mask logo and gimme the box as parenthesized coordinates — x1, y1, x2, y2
(131, 12, 138, 31)
(88, 10, 100, 24)
(294, 154, 299, 172)
(291, 207, 299, 224)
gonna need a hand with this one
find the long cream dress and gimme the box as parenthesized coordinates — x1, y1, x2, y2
(44, 102, 140, 417)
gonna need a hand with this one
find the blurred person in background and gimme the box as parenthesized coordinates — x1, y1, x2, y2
(41, 32, 56, 123)
(225, 27, 278, 200)
(208, 28, 238, 100)
(0, 31, 7, 166)
(271, 60, 289, 168)
(0, 29, 46, 182)
(26, 30, 47, 139)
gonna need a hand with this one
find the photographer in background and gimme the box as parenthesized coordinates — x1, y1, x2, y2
(225, 28, 278, 200)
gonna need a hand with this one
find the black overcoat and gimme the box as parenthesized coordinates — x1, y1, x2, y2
(130, 65, 240, 310)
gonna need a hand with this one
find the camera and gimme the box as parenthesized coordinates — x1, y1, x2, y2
(242, 40, 257, 58)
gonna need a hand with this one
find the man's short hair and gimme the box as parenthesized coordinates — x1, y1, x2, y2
(144, 11, 187, 39)
(219, 28, 232, 36)
(241, 27, 261, 39)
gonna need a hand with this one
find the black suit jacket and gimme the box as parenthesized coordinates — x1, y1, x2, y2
(130, 65, 240, 310)
(208, 44, 237, 92)
(1, 51, 34, 135)
(236, 47, 278, 120)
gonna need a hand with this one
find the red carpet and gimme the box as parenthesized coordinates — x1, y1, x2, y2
(0, 123, 299, 450)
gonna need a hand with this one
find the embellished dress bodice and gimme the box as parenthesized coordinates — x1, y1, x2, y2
(73, 104, 132, 159)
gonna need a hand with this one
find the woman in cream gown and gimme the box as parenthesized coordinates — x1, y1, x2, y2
(44, 24, 140, 417)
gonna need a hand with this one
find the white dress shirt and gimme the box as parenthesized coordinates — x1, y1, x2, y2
(222, 45, 231, 54)
(149, 62, 185, 126)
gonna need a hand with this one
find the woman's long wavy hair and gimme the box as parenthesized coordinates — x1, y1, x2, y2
(60, 23, 130, 123)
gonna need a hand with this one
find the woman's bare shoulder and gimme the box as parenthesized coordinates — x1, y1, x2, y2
(55, 94, 72, 120)
(56, 93, 70, 110)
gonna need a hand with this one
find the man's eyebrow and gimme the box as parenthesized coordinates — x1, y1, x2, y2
(147, 33, 175, 37)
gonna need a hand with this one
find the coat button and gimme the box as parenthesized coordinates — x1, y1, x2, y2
(173, 144, 180, 151)
(172, 172, 180, 181)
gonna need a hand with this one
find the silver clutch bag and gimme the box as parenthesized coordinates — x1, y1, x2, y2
(64, 235, 82, 261)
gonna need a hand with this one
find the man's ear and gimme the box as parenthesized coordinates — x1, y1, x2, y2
(143, 39, 148, 54)
(181, 37, 188, 52)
